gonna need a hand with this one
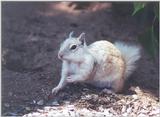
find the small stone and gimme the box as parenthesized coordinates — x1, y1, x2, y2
(67, 105, 75, 111)
(122, 113, 128, 116)
(92, 94, 99, 101)
(98, 106, 104, 112)
(103, 109, 110, 115)
(149, 109, 160, 115)
(132, 94, 138, 100)
(25, 107, 31, 111)
(81, 95, 92, 100)
(102, 88, 113, 94)
(51, 100, 60, 106)
(127, 107, 132, 114)
(37, 109, 44, 113)
(41, 88, 45, 92)
(33, 100, 36, 104)
(31, 112, 40, 116)
(121, 106, 126, 113)
(64, 101, 70, 105)
(83, 88, 89, 91)
(86, 95, 92, 100)
(138, 113, 147, 117)
(120, 99, 126, 103)
(134, 86, 143, 94)
(37, 100, 44, 106)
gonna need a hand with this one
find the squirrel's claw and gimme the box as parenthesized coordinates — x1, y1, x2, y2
(52, 87, 60, 94)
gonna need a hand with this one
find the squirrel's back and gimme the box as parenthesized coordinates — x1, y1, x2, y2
(87, 40, 125, 87)
(88, 40, 122, 63)
(88, 40, 140, 83)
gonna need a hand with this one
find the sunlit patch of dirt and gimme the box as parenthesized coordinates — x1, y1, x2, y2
(38, 2, 112, 16)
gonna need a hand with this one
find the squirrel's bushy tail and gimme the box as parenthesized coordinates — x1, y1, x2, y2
(114, 42, 141, 79)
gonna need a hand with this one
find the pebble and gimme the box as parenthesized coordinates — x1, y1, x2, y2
(92, 94, 99, 101)
(98, 106, 104, 112)
(140, 109, 148, 114)
(102, 88, 113, 94)
(51, 100, 60, 106)
(121, 106, 126, 113)
(83, 88, 89, 91)
(29, 112, 40, 116)
(67, 105, 75, 111)
(81, 95, 92, 100)
(122, 113, 128, 116)
(138, 113, 147, 117)
(37, 109, 44, 113)
(25, 107, 31, 111)
(85, 95, 92, 100)
(33, 100, 36, 104)
(149, 109, 160, 115)
(134, 87, 143, 94)
(126, 107, 132, 114)
(37, 100, 44, 106)
(132, 94, 139, 100)
(63, 101, 70, 105)
(44, 106, 52, 111)
(103, 109, 110, 115)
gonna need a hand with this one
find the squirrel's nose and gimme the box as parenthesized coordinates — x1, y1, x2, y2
(58, 53, 63, 59)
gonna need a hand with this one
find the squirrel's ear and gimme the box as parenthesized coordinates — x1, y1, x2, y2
(69, 31, 74, 38)
(78, 33, 86, 45)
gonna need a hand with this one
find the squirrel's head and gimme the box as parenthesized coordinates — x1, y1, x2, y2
(58, 31, 87, 62)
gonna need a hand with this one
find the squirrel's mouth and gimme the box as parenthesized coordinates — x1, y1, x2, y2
(58, 53, 64, 60)
(58, 55, 67, 61)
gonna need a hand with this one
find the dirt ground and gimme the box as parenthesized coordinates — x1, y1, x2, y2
(1, 2, 159, 116)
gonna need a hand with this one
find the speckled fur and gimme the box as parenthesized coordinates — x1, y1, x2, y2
(87, 41, 125, 92)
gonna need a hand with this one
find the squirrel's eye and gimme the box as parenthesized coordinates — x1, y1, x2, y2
(70, 45, 77, 50)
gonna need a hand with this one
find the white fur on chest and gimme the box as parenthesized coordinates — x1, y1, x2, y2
(68, 62, 80, 75)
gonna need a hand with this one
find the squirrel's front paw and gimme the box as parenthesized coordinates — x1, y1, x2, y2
(52, 87, 60, 94)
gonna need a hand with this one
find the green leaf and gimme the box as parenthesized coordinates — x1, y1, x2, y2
(138, 27, 158, 58)
(132, 2, 146, 16)
(154, 3, 159, 20)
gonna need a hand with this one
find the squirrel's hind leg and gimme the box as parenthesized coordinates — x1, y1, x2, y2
(111, 78, 124, 93)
